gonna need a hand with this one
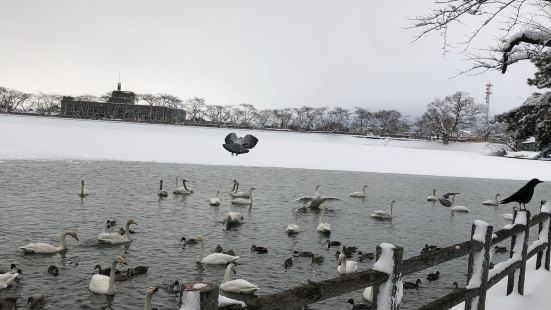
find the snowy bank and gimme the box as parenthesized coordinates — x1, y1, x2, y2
(0, 115, 549, 180)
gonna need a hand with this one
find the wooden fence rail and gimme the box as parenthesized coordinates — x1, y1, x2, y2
(183, 201, 551, 310)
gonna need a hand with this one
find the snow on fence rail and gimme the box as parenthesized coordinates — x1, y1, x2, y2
(180, 201, 551, 310)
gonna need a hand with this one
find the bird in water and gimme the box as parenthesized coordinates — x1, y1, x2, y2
(223, 133, 259, 156)
(47, 265, 59, 276)
(27, 295, 47, 309)
(438, 193, 459, 207)
(500, 178, 543, 210)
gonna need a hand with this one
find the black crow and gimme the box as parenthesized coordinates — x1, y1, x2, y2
(500, 178, 543, 210)
(223, 133, 259, 155)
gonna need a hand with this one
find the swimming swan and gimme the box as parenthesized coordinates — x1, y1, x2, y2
(0, 269, 22, 290)
(220, 263, 259, 294)
(20, 230, 79, 254)
(209, 190, 221, 206)
(350, 185, 368, 198)
(79, 180, 89, 198)
(89, 256, 127, 295)
(174, 178, 193, 195)
(195, 235, 239, 264)
(97, 219, 137, 244)
(231, 187, 255, 205)
(230, 180, 250, 198)
(371, 200, 395, 220)
(286, 208, 300, 234)
(157, 180, 168, 197)
(144, 286, 159, 310)
(296, 185, 339, 209)
(337, 253, 358, 274)
(316, 204, 331, 235)
(224, 212, 244, 225)
(450, 196, 470, 213)
(427, 189, 437, 202)
(482, 193, 500, 206)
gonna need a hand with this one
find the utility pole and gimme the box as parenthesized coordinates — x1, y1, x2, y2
(485, 82, 493, 125)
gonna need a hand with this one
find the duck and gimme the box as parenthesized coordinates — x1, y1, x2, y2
(127, 265, 148, 276)
(231, 187, 255, 205)
(482, 193, 500, 206)
(0, 264, 17, 274)
(326, 240, 341, 248)
(453, 281, 459, 289)
(214, 244, 224, 253)
(118, 227, 136, 235)
(342, 246, 358, 258)
(167, 280, 181, 294)
(335, 250, 342, 260)
(27, 295, 47, 309)
(357, 251, 375, 261)
(157, 180, 168, 197)
(404, 279, 422, 289)
(349, 185, 368, 198)
(180, 237, 198, 247)
(426, 271, 440, 281)
(427, 189, 437, 202)
(286, 208, 301, 235)
(79, 180, 90, 198)
(230, 180, 251, 198)
(317, 204, 331, 235)
(144, 286, 159, 310)
(421, 244, 439, 254)
(251, 245, 268, 254)
(347, 298, 372, 310)
(370, 200, 395, 220)
(296, 185, 339, 209)
(495, 246, 507, 253)
(195, 235, 239, 264)
(115, 272, 133, 282)
(0, 269, 22, 289)
(173, 178, 193, 195)
(293, 251, 314, 258)
(311, 255, 324, 264)
(97, 219, 137, 244)
(284, 258, 293, 270)
(209, 190, 221, 206)
(337, 253, 358, 274)
(220, 263, 259, 294)
(47, 265, 59, 276)
(94, 264, 120, 276)
(89, 256, 128, 295)
(224, 212, 244, 226)
(20, 230, 79, 254)
(106, 219, 117, 229)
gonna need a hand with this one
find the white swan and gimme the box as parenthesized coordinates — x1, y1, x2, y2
(79, 180, 89, 198)
(427, 189, 437, 202)
(316, 204, 331, 234)
(337, 253, 358, 274)
(371, 200, 395, 220)
(450, 196, 470, 213)
(196, 235, 239, 264)
(173, 178, 193, 195)
(97, 219, 137, 244)
(286, 209, 300, 234)
(482, 193, 500, 206)
(231, 187, 255, 205)
(144, 286, 159, 310)
(230, 180, 250, 198)
(0, 269, 22, 290)
(220, 263, 259, 294)
(209, 190, 221, 206)
(224, 212, 244, 225)
(296, 185, 339, 209)
(349, 185, 368, 198)
(19, 230, 79, 254)
(157, 180, 168, 197)
(89, 256, 127, 295)
(363, 286, 373, 303)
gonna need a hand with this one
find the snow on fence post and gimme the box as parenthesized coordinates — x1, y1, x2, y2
(178, 282, 219, 310)
(506, 209, 530, 295)
(464, 220, 493, 310)
(542, 200, 551, 271)
(536, 201, 550, 270)
(372, 243, 403, 310)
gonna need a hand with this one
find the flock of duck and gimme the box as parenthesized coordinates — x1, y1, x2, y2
(0, 178, 514, 310)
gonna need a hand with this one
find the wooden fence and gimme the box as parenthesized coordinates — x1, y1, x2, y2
(182, 201, 551, 310)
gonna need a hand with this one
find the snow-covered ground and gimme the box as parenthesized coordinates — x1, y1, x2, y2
(1, 114, 549, 180)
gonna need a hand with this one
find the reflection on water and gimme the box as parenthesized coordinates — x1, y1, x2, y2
(0, 160, 548, 309)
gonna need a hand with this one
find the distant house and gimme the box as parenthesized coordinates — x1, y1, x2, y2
(522, 137, 536, 152)
(61, 83, 185, 124)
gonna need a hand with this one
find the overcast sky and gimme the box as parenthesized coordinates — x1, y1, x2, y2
(0, 0, 538, 117)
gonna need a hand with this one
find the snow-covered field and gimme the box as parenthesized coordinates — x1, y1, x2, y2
(1, 114, 549, 181)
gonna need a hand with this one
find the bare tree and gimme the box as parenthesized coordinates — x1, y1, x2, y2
(354, 107, 372, 132)
(205, 105, 225, 126)
(185, 97, 206, 123)
(31, 93, 62, 114)
(371, 110, 407, 135)
(272, 108, 293, 129)
(159, 94, 183, 109)
(411, 0, 551, 76)
(139, 93, 160, 122)
(238, 103, 256, 128)
(0, 87, 31, 112)
(252, 109, 272, 128)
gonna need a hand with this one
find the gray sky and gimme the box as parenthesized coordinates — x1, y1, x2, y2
(0, 0, 537, 117)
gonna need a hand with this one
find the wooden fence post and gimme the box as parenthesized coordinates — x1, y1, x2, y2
(372, 243, 403, 310)
(465, 220, 493, 310)
(542, 201, 551, 271)
(178, 282, 219, 310)
(506, 209, 530, 295)
(536, 201, 547, 270)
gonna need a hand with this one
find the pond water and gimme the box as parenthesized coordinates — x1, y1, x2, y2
(0, 160, 548, 309)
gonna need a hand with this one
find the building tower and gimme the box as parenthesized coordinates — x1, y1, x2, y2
(485, 82, 493, 125)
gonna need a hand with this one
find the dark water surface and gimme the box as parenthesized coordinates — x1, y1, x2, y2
(0, 160, 548, 309)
